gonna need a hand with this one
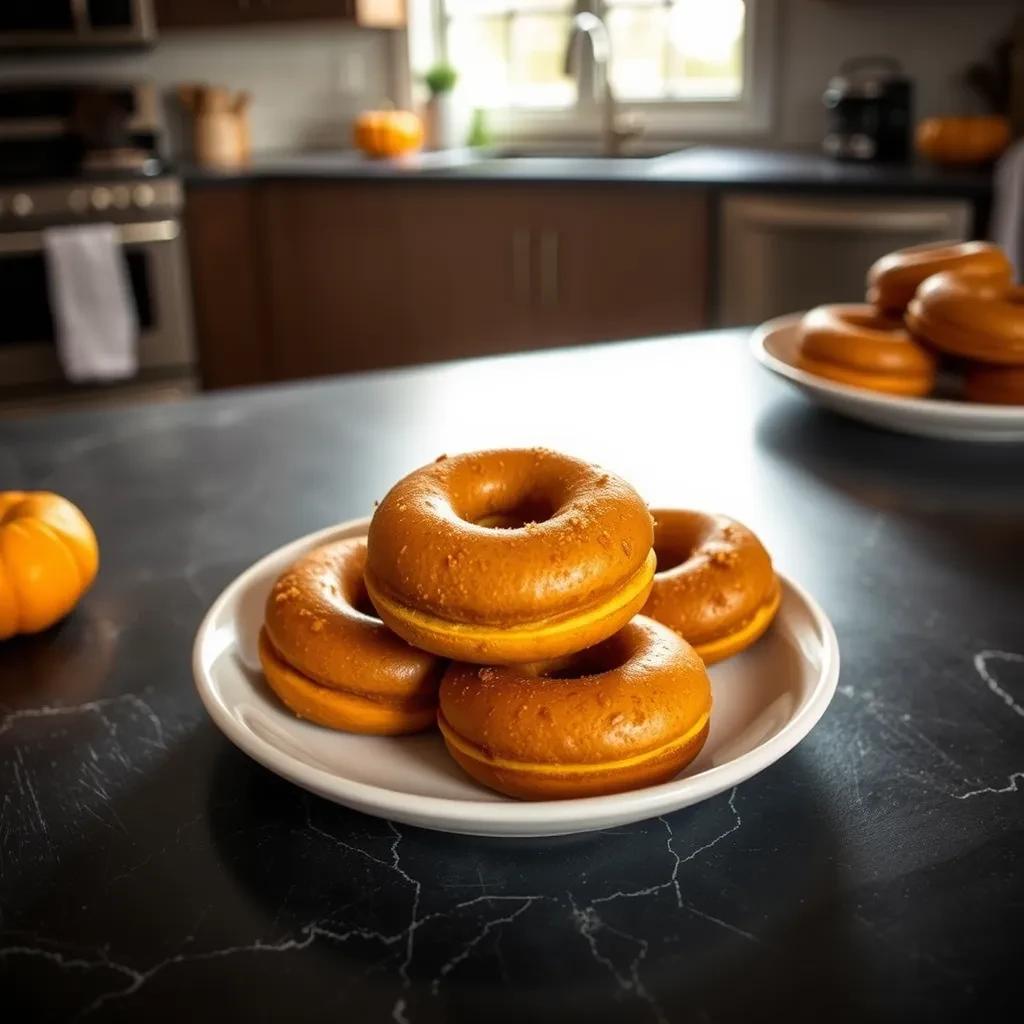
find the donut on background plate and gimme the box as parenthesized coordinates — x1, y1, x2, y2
(797, 304, 937, 397)
(438, 617, 712, 800)
(642, 510, 780, 665)
(906, 272, 1024, 365)
(964, 364, 1024, 405)
(867, 240, 1012, 315)
(365, 449, 655, 665)
(260, 537, 444, 735)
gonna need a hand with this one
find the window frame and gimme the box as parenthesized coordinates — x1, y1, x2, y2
(418, 0, 776, 142)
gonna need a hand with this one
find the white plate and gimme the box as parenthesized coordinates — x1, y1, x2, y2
(751, 313, 1024, 443)
(193, 517, 840, 837)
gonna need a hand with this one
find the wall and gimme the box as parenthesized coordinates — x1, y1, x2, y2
(776, 0, 1020, 148)
(0, 23, 397, 155)
(0, 3, 1017, 156)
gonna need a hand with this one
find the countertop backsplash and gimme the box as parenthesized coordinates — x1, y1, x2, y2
(0, 22, 394, 158)
(0, 1, 1019, 161)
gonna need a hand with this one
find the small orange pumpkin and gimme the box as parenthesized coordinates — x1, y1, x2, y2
(0, 492, 99, 640)
(915, 116, 1011, 166)
(354, 109, 424, 158)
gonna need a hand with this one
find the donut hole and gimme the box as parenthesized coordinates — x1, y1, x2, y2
(654, 540, 695, 573)
(652, 512, 709, 573)
(351, 581, 382, 621)
(471, 496, 556, 530)
(529, 634, 631, 679)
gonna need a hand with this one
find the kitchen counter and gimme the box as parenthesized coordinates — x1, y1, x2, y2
(182, 144, 994, 198)
(1, 331, 1019, 1022)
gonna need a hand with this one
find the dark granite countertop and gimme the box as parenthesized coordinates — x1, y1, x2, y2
(182, 145, 994, 198)
(1, 331, 1020, 1022)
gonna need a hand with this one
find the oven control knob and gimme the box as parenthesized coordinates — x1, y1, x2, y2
(69, 189, 90, 213)
(11, 193, 34, 217)
(133, 184, 156, 208)
(91, 187, 113, 211)
(112, 186, 133, 210)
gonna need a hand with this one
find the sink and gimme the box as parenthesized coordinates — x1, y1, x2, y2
(485, 144, 691, 161)
(431, 144, 697, 176)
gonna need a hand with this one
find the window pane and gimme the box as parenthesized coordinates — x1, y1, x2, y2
(445, 1, 568, 14)
(443, 0, 747, 110)
(607, 4, 668, 101)
(509, 13, 574, 108)
(666, 0, 744, 98)
(449, 15, 509, 106)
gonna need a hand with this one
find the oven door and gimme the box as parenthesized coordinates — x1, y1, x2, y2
(0, 219, 194, 390)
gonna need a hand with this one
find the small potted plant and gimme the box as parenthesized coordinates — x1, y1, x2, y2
(423, 62, 459, 151)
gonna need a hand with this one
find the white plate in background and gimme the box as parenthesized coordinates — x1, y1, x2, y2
(752, 313, 1024, 443)
(194, 517, 840, 837)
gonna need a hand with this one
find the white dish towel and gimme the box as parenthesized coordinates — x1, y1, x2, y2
(43, 223, 139, 383)
(993, 138, 1024, 280)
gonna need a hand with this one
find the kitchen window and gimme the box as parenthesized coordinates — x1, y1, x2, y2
(413, 0, 775, 138)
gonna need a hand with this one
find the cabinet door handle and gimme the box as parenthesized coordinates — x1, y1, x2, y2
(540, 229, 559, 307)
(512, 228, 531, 306)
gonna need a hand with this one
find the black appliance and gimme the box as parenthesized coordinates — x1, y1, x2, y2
(0, 0, 155, 50)
(823, 56, 914, 163)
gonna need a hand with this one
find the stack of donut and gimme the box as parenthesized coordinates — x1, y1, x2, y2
(259, 449, 781, 800)
(796, 241, 1023, 404)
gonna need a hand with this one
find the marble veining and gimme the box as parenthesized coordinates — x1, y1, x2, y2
(0, 783, 748, 1023)
(0, 695, 165, 745)
(974, 650, 1024, 719)
(953, 650, 1024, 800)
(0, 331, 1019, 1022)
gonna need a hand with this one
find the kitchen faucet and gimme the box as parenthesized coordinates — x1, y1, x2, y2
(564, 10, 643, 156)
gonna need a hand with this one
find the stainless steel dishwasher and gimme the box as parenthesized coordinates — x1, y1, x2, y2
(717, 193, 972, 326)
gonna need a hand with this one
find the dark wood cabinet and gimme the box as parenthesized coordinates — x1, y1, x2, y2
(532, 187, 708, 347)
(156, 0, 404, 30)
(184, 180, 709, 389)
(372, 187, 540, 362)
(183, 185, 275, 389)
(260, 184, 541, 379)
(263, 184, 403, 378)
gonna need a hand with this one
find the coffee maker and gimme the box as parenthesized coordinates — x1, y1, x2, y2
(823, 56, 914, 163)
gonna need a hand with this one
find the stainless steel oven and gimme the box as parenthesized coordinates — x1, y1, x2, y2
(0, 78, 194, 400)
(0, 178, 195, 394)
(0, 0, 155, 50)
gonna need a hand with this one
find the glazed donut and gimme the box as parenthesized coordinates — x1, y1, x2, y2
(260, 537, 444, 735)
(797, 304, 937, 396)
(365, 449, 655, 664)
(963, 364, 1024, 405)
(437, 616, 712, 800)
(867, 241, 1012, 314)
(906, 272, 1024, 365)
(642, 510, 780, 665)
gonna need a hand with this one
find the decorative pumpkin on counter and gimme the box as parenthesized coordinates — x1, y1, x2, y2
(354, 109, 424, 158)
(915, 116, 1011, 166)
(0, 492, 99, 640)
